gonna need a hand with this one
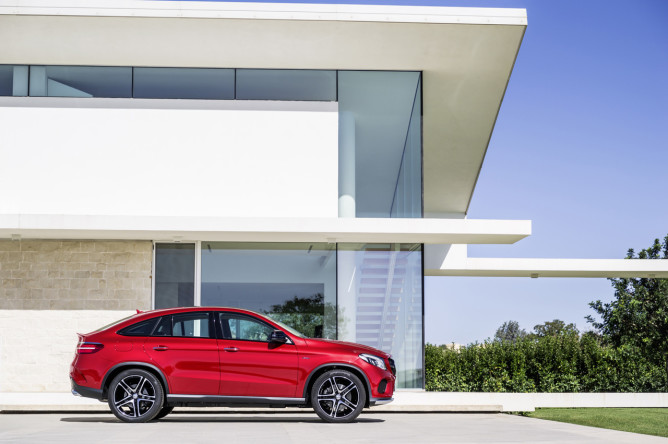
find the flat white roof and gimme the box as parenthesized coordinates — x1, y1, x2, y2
(0, 0, 527, 216)
(0, 1, 527, 25)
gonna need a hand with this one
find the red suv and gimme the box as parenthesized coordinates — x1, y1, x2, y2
(70, 307, 395, 423)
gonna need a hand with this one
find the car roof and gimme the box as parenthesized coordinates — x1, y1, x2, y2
(110, 306, 268, 330)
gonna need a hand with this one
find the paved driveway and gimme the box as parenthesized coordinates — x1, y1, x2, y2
(0, 412, 665, 443)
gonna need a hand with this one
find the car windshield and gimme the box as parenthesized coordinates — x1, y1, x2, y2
(265, 316, 307, 339)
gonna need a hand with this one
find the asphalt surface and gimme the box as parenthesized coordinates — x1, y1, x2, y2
(0, 411, 666, 443)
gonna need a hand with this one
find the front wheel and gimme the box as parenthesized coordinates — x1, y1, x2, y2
(108, 369, 164, 423)
(154, 405, 174, 420)
(310, 370, 366, 423)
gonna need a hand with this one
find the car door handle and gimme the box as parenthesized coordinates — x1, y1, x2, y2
(223, 347, 239, 352)
(153, 345, 169, 351)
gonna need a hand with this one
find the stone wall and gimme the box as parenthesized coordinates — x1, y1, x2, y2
(0, 310, 134, 392)
(0, 240, 152, 310)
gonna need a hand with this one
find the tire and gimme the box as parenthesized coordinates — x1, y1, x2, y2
(108, 369, 164, 423)
(154, 405, 174, 420)
(310, 369, 366, 423)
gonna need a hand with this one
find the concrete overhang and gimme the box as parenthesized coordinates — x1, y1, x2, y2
(427, 257, 668, 279)
(0, 0, 527, 216)
(0, 214, 531, 244)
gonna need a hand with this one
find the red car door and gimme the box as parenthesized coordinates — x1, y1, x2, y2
(143, 312, 220, 395)
(217, 312, 299, 398)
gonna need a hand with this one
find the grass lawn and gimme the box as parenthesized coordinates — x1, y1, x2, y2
(526, 408, 668, 438)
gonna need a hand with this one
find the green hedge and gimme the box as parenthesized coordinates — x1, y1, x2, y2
(425, 336, 668, 392)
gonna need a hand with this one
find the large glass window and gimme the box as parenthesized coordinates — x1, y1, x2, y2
(391, 76, 422, 218)
(0, 65, 28, 96)
(201, 242, 336, 339)
(338, 71, 422, 218)
(133, 67, 234, 100)
(154, 243, 195, 309)
(337, 243, 423, 388)
(29, 66, 132, 98)
(236, 69, 336, 101)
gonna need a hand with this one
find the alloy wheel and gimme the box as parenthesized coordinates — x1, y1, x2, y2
(311, 370, 365, 422)
(108, 369, 164, 423)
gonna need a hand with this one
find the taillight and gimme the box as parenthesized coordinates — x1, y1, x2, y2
(77, 342, 104, 354)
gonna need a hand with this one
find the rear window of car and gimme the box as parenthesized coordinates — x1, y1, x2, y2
(117, 318, 159, 337)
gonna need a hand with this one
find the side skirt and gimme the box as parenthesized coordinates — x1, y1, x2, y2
(166, 394, 307, 408)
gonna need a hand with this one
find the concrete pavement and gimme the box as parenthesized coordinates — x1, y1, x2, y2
(0, 412, 665, 444)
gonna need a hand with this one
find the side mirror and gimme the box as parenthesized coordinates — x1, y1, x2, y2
(270, 330, 290, 344)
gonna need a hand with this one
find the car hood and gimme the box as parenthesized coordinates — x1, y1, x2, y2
(304, 338, 389, 358)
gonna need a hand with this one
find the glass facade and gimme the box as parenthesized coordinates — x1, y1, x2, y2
(29, 66, 132, 98)
(133, 68, 235, 100)
(337, 244, 423, 388)
(0, 65, 28, 96)
(391, 76, 422, 218)
(338, 71, 422, 218)
(236, 69, 336, 101)
(200, 242, 337, 339)
(154, 243, 195, 309)
(153, 242, 424, 388)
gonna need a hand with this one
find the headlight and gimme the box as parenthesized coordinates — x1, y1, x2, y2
(359, 353, 387, 370)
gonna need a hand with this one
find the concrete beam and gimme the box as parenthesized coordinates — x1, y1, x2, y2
(427, 257, 668, 278)
(0, 214, 531, 245)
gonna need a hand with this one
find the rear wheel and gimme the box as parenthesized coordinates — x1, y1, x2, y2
(310, 369, 366, 423)
(108, 369, 164, 423)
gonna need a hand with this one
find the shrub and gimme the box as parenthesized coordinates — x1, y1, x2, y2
(425, 336, 667, 392)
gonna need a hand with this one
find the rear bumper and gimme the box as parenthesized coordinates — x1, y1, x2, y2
(71, 378, 103, 401)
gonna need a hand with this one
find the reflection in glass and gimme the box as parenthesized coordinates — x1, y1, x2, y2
(29, 66, 132, 98)
(236, 69, 336, 101)
(0, 65, 28, 96)
(201, 242, 336, 339)
(337, 243, 423, 388)
(154, 243, 195, 309)
(133, 68, 235, 100)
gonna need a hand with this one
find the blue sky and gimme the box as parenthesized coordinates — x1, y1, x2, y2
(182, 0, 668, 344)
(424, 0, 668, 344)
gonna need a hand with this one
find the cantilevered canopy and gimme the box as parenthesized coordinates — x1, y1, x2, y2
(0, 214, 531, 245)
(0, 0, 527, 216)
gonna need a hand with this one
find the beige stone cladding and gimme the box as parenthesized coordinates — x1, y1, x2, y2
(0, 240, 152, 310)
(0, 310, 134, 392)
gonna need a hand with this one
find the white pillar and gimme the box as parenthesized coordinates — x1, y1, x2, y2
(338, 111, 356, 218)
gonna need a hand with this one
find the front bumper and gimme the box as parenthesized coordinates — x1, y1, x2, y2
(369, 397, 394, 406)
(71, 378, 104, 401)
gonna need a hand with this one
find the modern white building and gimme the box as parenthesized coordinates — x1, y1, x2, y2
(0, 0, 666, 401)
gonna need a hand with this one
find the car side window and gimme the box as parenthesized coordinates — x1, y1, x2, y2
(117, 318, 158, 336)
(220, 314, 274, 342)
(152, 316, 171, 336)
(172, 313, 211, 338)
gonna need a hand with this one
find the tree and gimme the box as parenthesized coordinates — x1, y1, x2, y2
(264, 293, 337, 339)
(586, 235, 668, 384)
(531, 319, 579, 338)
(494, 320, 527, 343)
